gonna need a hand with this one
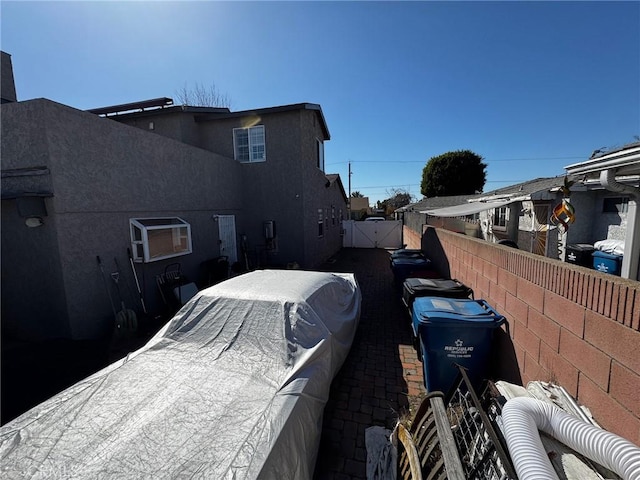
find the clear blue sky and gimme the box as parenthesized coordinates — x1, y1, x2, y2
(2, 1, 639, 206)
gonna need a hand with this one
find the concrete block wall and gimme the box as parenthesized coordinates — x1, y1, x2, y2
(404, 225, 640, 443)
(402, 225, 422, 250)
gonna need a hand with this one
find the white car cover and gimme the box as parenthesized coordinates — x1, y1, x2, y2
(0, 270, 361, 480)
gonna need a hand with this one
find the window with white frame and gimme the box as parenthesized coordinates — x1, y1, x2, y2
(493, 207, 508, 229)
(130, 217, 192, 263)
(318, 208, 324, 237)
(317, 139, 325, 171)
(331, 205, 336, 225)
(233, 125, 265, 163)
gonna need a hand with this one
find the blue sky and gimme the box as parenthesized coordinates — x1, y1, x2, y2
(2, 1, 639, 205)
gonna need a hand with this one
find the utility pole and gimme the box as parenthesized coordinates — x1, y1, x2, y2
(348, 161, 352, 219)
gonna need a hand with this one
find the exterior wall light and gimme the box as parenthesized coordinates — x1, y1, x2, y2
(25, 217, 44, 228)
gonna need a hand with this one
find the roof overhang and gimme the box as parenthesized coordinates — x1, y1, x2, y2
(565, 145, 640, 177)
(195, 103, 331, 140)
(86, 97, 175, 116)
(326, 174, 348, 203)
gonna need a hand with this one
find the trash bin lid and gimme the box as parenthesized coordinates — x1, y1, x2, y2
(390, 249, 424, 258)
(413, 297, 505, 325)
(404, 278, 459, 289)
(392, 257, 430, 266)
(567, 243, 594, 251)
(592, 250, 622, 260)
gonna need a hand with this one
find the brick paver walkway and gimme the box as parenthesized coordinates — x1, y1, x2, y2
(315, 248, 426, 480)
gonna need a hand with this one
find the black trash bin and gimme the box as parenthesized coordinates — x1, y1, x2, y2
(411, 297, 505, 394)
(402, 278, 474, 310)
(565, 244, 594, 267)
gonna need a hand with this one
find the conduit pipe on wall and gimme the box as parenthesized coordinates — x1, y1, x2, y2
(501, 397, 640, 480)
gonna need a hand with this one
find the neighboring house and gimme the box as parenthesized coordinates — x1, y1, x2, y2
(1, 52, 347, 341)
(399, 150, 640, 281)
(396, 194, 477, 236)
(349, 196, 371, 220)
(464, 177, 573, 256)
(564, 142, 640, 280)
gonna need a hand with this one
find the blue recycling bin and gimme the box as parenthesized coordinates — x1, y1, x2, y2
(391, 257, 433, 283)
(389, 249, 424, 261)
(412, 297, 505, 394)
(592, 251, 623, 276)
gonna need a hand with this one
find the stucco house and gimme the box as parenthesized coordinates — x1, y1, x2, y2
(435, 176, 577, 257)
(1, 52, 347, 341)
(399, 147, 640, 280)
(564, 142, 640, 279)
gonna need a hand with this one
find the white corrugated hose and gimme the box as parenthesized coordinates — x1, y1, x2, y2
(502, 397, 640, 480)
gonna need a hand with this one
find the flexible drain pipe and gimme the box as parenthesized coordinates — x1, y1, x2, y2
(600, 169, 640, 196)
(501, 397, 640, 480)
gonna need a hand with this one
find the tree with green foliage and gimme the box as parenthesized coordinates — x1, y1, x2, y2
(421, 150, 487, 197)
(350, 191, 364, 198)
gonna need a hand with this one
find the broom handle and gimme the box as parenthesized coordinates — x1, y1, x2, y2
(97, 256, 117, 316)
(128, 248, 148, 314)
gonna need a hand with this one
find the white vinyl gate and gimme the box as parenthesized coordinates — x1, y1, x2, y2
(342, 220, 403, 249)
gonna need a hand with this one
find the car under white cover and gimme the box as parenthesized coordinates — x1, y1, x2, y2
(0, 270, 361, 480)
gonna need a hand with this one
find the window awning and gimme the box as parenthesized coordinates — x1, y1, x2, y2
(420, 199, 514, 217)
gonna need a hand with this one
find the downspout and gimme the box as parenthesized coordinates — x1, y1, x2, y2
(507, 202, 520, 245)
(599, 169, 640, 280)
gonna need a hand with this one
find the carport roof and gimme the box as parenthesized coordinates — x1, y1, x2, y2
(420, 198, 518, 217)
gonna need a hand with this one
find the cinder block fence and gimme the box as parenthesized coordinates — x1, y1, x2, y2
(404, 225, 640, 444)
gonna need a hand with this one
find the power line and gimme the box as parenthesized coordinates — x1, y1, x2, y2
(351, 179, 532, 190)
(327, 155, 584, 166)
(485, 179, 532, 183)
(351, 184, 419, 190)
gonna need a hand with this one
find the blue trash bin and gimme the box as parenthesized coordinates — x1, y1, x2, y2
(391, 257, 433, 283)
(592, 250, 623, 276)
(389, 249, 424, 261)
(412, 297, 505, 394)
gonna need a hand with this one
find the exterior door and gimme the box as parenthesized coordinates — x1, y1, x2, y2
(217, 215, 238, 264)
